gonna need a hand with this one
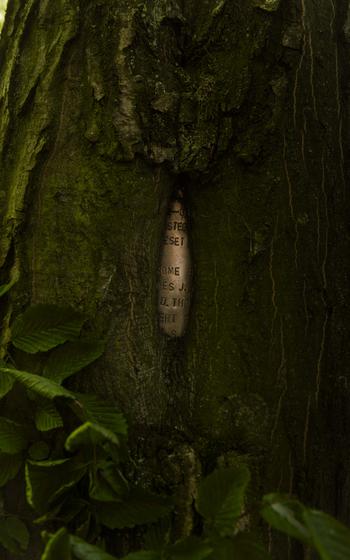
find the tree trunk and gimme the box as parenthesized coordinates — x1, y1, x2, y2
(1, 0, 350, 557)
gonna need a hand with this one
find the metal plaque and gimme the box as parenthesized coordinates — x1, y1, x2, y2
(158, 190, 192, 337)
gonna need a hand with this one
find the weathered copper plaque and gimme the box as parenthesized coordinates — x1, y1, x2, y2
(158, 190, 192, 337)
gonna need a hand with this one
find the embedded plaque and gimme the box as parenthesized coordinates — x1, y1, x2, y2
(158, 190, 192, 337)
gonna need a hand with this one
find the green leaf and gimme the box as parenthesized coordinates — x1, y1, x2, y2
(26, 458, 87, 513)
(0, 416, 28, 453)
(65, 422, 120, 452)
(89, 464, 128, 502)
(28, 441, 50, 461)
(0, 366, 75, 400)
(71, 535, 118, 559)
(0, 520, 19, 555)
(0, 453, 22, 486)
(35, 400, 63, 431)
(261, 494, 312, 546)
(99, 463, 128, 497)
(209, 536, 271, 560)
(0, 361, 15, 398)
(168, 536, 213, 559)
(75, 394, 128, 435)
(96, 488, 173, 529)
(122, 552, 162, 560)
(35, 498, 86, 526)
(11, 304, 85, 353)
(0, 516, 29, 554)
(41, 528, 71, 560)
(196, 466, 250, 534)
(43, 340, 105, 384)
(303, 509, 350, 560)
(4, 517, 29, 551)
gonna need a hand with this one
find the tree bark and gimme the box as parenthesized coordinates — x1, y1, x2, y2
(1, 0, 350, 558)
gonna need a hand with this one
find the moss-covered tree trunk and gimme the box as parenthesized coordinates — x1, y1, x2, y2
(1, 0, 350, 557)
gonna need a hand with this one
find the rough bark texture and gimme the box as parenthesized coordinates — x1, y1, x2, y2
(1, 0, 350, 558)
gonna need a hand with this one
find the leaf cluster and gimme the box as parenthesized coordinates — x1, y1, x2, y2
(0, 299, 350, 560)
(0, 303, 172, 558)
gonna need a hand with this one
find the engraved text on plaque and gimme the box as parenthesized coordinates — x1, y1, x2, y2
(158, 191, 192, 337)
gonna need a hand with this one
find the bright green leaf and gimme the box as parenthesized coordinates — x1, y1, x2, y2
(303, 509, 350, 560)
(11, 304, 85, 353)
(96, 488, 173, 529)
(168, 536, 212, 559)
(0, 453, 22, 486)
(261, 494, 312, 546)
(35, 400, 63, 431)
(41, 528, 71, 560)
(25, 458, 87, 513)
(0, 367, 75, 400)
(70, 535, 118, 559)
(65, 422, 120, 452)
(0, 416, 28, 453)
(196, 466, 250, 534)
(43, 340, 105, 384)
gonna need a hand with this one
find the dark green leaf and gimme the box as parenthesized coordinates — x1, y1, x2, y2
(25, 458, 87, 513)
(35, 498, 86, 526)
(96, 488, 173, 529)
(303, 509, 350, 560)
(0, 453, 22, 486)
(101, 463, 128, 495)
(209, 536, 271, 560)
(89, 464, 128, 502)
(71, 535, 118, 559)
(0, 516, 29, 554)
(28, 441, 50, 461)
(261, 494, 312, 546)
(122, 552, 162, 560)
(41, 528, 71, 560)
(75, 394, 127, 435)
(0, 366, 75, 400)
(65, 422, 120, 452)
(0, 361, 15, 398)
(196, 466, 250, 534)
(74, 510, 91, 540)
(4, 517, 29, 551)
(43, 340, 105, 384)
(0, 416, 28, 453)
(0, 520, 20, 555)
(11, 304, 85, 353)
(168, 536, 212, 559)
(35, 400, 63, 431)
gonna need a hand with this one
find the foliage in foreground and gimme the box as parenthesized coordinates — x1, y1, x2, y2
(0, 297, 349, 559)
